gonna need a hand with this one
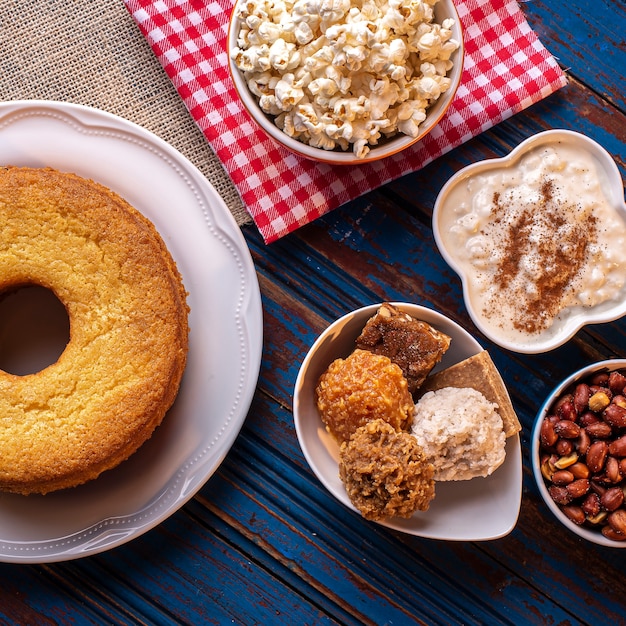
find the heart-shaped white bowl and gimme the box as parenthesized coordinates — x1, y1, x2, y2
(293, 303, 522, 541)
(433, 129, 626, 353)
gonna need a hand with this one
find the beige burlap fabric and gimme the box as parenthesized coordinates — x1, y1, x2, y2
(0, 0, 251, 226)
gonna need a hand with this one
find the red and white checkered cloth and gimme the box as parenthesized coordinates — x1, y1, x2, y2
(125, 0, 567, 243)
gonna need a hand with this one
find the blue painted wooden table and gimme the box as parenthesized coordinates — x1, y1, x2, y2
(1, 0, 625, 623)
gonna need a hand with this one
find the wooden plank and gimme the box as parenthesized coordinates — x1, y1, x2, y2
(195, 434, 571, 625)
(0, 562, 136, 625)
(521, 0, 626, 110)
(41, 507, 345, 625)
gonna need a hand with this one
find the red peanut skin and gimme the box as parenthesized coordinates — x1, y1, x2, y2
(604, 403, 626, 428)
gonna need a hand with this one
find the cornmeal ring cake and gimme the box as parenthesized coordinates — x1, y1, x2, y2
(0, 166, 189, 495)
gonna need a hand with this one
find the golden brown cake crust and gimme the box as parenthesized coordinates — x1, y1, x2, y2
(0, 166, 189, 495)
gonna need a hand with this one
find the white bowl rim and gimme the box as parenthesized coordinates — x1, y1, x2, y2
(531, 358, 626, 548)
(227, 0, 465, 164)
(294, 302, 523, 541)
(432, 129, 626, 354)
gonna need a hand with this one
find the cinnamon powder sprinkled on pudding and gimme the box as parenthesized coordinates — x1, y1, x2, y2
(489, 179, 597, 334)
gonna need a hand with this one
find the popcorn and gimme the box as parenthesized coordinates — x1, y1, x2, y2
(231, 0, 459, 158)
(274, 73, 305, 108)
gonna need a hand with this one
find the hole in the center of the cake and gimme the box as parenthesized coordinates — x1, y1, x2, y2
(0, 285, 70, 375)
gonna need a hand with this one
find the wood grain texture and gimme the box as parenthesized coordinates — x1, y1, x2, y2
(0, 0, 625, 624)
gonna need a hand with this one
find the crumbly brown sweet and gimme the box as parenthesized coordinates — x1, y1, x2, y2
(339, 419, 435, 520)
(316, 349, 414, 444)
(0, 166, 189, 495)
(355, 303, 451, 394)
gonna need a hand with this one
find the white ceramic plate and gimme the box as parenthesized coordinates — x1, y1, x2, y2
(0, 101, 263, 563)
(294, 303, 522, 541)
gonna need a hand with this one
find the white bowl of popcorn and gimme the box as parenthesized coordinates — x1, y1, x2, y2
(228, 0, 464, 164)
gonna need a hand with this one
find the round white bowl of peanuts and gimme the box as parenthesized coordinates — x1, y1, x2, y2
(228, 0, 464, 164)
(533, 359, 626, 547)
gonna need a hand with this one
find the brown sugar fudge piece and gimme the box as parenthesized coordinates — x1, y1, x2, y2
(316, 349, 414, 444)
(355, 303, 451, 394)
(339, 419, 435, 520)
(417, 350, 521, 437)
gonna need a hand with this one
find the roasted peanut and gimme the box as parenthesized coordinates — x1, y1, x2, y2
(554, 394, 574, 416)
(608, 371, 626, 395)
(590, 384, 611, 399)
(555, 439, 574, 456)
(608, 509, 626, 535)
(601, 526, 626, 541)
(600, 487, 624, 511)
(562, 505, 585, 525)
(579, 411, 600, 427)
(566, 478, 590, 499)
(581, 492, 600, 517)
(569, 462, 590, 480)
(586, 441, 608, 473)
(540, 456, 554, 481)
(554, 453, 578, 469)
(590, 480, 607, 497)
(573, 383, 591, 414)
(605, 456, 621, 484)
(589, 391, 611, 412)
(551, 470, 574, 485)
(585, 421, 612, 439)
(576, 429, 591, 455)
(613, 395, 626, 410)
(608, 435, 626, 457)
(548, 485, 571, 506)
(604, 403, 626, 428)
(587, 511, 608, 525)
(540, 418, 558, 447)
(554, 420, 581, 439)
(590, 372, 609, 386)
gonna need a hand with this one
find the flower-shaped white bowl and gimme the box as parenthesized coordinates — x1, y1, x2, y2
(433, 129, 626, 353)
(227, 0, 464, 165)
(293, 303, 522, 541)
(532, 359, 626, 548)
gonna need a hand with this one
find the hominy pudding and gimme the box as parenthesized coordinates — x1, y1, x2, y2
(436, 142, 626, 345)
